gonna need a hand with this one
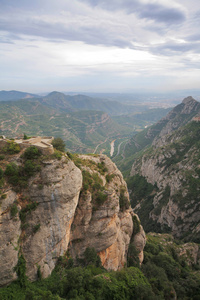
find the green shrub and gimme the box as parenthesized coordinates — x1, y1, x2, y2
(10, 203, 18, 217)
(4, 163, 18, 176)
(2, 141, 20, 154)
(20, 202, 38, 223)
(23, 160, 37, 177)
(52, 137, 65, 152)
(37, 265, 42, 281)
(106, 174, 115, 183)
(4, 151, 42, 188)
(23, 133, 30, 140)
(52, 149, 62, 160)
(97, 162, 108, 174)
(132, 215, 141, 235)
(13, 254, 27, 288)
(67, 152, 82, 168)
(0, 155, 5, 160)
(127, 243, 140, 267)
(83, 247, 102, 267)
(23, 146, 41, 159)
(0, 167, 3, 179)
(5, 162, 19, 176)
(0, 178, 4, 188)
(82, 170, 93, 191)
(33, 223, 40, 233)
(95, 191, 108, 205)
(66, 151, 73, 159)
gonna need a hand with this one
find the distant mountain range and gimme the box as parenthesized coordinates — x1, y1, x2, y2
(0, 90, 147, 116)
(0, 90, 170, 154)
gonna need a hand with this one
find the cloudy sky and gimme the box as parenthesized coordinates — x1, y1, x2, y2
(0, 0, 200, 93)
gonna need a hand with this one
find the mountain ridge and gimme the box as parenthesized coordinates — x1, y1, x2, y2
(126, 97, 200, 242)
(0, 90, 39, 101)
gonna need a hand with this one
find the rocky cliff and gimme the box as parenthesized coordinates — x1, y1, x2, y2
(129, 97, 200, 242)
(0, 147, 145, 286)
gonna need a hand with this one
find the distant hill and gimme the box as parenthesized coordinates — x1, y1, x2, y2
(0, 99, 130, 153)
(38, 91, 148, 116)
(0, 90, 39, 101)
(0, 90, 170, 116)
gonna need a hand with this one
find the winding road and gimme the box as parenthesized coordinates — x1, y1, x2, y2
(93, 137, 109, 154)
(110, 140, 115, 156)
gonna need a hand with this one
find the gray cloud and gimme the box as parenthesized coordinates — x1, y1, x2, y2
(186, 33, 200, 42)
(81, 0, 186, 24)
(0, 0, 189, 53)
(138, 3, 185, 23)
(0, 16, 133, 48)
(151, 40, 200, 56)
(0, 39, 14, 44)
(0, 32, 23, 44)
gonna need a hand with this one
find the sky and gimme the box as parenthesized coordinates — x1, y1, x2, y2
(0, 0, 200, 93)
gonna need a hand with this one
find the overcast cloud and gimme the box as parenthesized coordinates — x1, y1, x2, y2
(0, 0, 200, 93)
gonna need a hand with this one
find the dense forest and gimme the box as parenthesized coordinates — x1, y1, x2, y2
(1, 233, 200, 299)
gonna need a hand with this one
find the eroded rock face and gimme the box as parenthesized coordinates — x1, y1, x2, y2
(132, 224, 146, 264)
(0, 190, 21, 285)
(69, 155, 133, 270)
(130, 120, 200, 241)
(0, 153, 145, 286)
(21, 157, 82, 281)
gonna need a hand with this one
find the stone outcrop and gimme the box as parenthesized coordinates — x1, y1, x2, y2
(0, 152, 145, 286)
(69, 155, 134, 270)
(22, 157, 82, 281)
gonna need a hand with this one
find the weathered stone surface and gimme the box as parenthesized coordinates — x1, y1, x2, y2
(179, 242, 200, 266)
(132, 221, 146, 264)
(0, 190, 21, 286)
(22, 157, 82, 281)
(69, 155, 134, 270)
(152, 96, 200, 148)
